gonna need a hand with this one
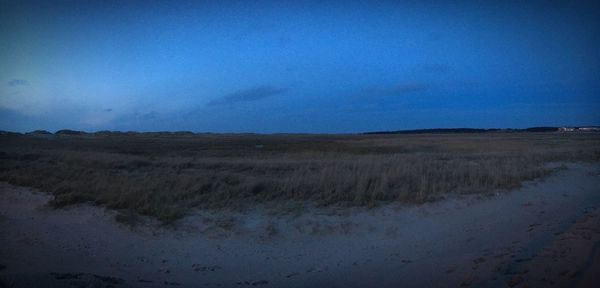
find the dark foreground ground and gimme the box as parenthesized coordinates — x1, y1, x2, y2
(1, 163, 599, 288)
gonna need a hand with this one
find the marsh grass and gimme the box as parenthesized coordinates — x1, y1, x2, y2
(1, 132, 598, 222)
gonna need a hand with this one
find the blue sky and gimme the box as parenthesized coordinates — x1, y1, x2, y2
(1, 0, 599, 133)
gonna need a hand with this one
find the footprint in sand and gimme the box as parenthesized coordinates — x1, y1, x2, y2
(192, 264, 222, 272)
(237, 280, 269, 286)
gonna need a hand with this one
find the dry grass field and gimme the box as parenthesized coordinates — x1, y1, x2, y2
(1, 131, 599, 222)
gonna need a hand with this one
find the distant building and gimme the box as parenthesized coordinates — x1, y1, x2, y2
(558, 127, 575, 132)
(578, 127, 600, 132)
(558, 127, 600, 132)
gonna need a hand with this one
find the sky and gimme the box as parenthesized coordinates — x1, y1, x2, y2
(1, 0, 599, 133)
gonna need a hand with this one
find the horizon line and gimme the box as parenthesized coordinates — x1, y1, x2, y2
(2, 125, 600, 136)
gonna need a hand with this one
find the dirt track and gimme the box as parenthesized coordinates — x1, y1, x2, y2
(1, 163, 599, 288)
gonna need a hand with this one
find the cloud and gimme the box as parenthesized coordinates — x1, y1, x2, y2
(141, 111, 159, 120)
(362, 83, 429, 97)
(207, 85, 286, 106)
(388, 83, 429, 94)
(7, 79, 29, 87)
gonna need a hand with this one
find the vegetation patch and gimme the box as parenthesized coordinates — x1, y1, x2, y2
(1, 132, 598, 222)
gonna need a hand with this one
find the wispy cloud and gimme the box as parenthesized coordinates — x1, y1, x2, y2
(361, 83, 429, 97)
(207, 86, 286, 106)
(141, 111, 159, 120)
(7, 79, 29, 87)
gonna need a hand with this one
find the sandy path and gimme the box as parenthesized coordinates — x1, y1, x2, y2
(1, 163, 599, 288)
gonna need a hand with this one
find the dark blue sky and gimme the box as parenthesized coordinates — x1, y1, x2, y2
(1, 0, 599, 133)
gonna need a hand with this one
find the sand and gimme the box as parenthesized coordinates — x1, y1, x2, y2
(1, 163, 599, 288)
